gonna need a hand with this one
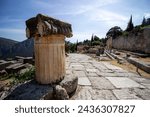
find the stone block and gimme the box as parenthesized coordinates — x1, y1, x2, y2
(0, 61, 12, 71)
(4, 80, 54, 100)
(78, 77, 91, 86)
(71, 86, 93, 100)
(54, 85, 69, 100)
(89, 77, 115, 89)
(60, 74, 78, 95)
(92, 89, 117, 100)
(113, 89, 142, 100)
(106, 77, 145, 88)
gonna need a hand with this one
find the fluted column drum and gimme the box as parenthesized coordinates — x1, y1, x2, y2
(34, 35, 66, 84)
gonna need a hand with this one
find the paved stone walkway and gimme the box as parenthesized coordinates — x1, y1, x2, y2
(66, 54, 150, 100)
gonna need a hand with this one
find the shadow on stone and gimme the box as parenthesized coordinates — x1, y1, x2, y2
(3, 74, 78, 100)
(4, 80, 54, 100)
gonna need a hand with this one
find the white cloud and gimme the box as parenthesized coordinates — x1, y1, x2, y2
(86, 9, 128, 26)
(34, 0, 120, 16)
(0, 28, 25, 34)
(144, 13, 150, 18)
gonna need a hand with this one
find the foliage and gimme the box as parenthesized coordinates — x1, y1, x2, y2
(126, 15, 134, 31)
(140, 25, 150, 29)
(142, 17, 147, 26)
(92, 41, 100, 46)
(141, 17, 150, 26)
(106, 26, 123, 39)
(0, 67, 35, 85)
(65, 35, 107, 53)
(122, 31, 129, 36)
(65, 41, 77, 53)
(83, 39, 91, 46)
(15, 67, 35, 83)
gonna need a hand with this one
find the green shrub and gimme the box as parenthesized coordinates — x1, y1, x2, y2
(141, 25, 150, 29)
(122, 31, 129, 36)
(15, 67, 35, 83)
(0, 67, 35, 85)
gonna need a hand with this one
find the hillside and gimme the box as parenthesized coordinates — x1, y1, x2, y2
(0, 37, 34, 59)
(0, 37, 18, 58)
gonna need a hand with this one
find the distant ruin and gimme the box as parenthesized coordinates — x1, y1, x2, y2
(106, 16, 150, 54)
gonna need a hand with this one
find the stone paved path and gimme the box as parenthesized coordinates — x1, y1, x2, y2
(66, 54, 150, 100)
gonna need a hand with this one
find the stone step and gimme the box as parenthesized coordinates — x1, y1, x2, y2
(5, 63, 26, 74)
(0, 61, 12, 71)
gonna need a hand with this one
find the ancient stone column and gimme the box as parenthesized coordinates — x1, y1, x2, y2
(26, 14, 73, 84)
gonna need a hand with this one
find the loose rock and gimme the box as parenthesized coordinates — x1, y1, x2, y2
(54, 85, 69, 100)
(60, 74, 78, 95)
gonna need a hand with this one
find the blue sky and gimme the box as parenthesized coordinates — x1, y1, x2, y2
(0, 0, 150, 42)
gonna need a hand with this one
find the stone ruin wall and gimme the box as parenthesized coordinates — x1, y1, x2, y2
(111, 28, 150, 54)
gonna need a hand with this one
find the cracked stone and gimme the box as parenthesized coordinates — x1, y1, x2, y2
(89, 77, 115, 89)
(113, 89, 142, 100)
(71, 86, 93, 100)
(133, 88, 150, 100)
(92, 89, 117, 100)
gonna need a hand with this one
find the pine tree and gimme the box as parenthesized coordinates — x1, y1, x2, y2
(126, 15, 134, 31)
(76, 39, 78, 51)
(142, 17, 146, 26)
(91, 34, 94, 46)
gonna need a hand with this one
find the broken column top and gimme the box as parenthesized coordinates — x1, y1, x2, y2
(26, 14, 73, 38)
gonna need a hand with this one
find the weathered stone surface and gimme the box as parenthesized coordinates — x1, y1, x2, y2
(89, 77, 115, 89)
(86, 69, 97, 73)
(110, 28, 150, 54)
(66, 69, 72, 75)
(60, 74, 78, 95)
(23, 57, 34, 65)
(97, 72, 117, 77)
(92, 62, 108, 70)
(106, 77, 145, 88)
(113, 89, 142, 100)
(26, 14, 73, 38)
(86, 72, 99, 77)
(98, 69, 114, 73)
(73, 71, 86, 77)
(92, 89, 117, 100)
(102, 62, 123, 70)
(0, 61, 12, 71)
(133, 88, 150, 100)
(67, 54, 150, 100)
(71, 66, 85, 71)
(71, 86, 93, 100)
(78, 77, 91, 86)
(112, 69, 128, 73)
(54, 85, 69, 100)
(130, 77, 150, 86)
(0, 82, 4, 92)
(4, 80, 54, 100)
(0, 70, 7, 76)
(5, 63, 25, 74)
(133, 78, 150, 89)
(127, 57, 150, 73)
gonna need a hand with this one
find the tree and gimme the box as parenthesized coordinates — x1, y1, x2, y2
(65, 41, 77, 53)
(91, 34, 94, 46)
(93, 35, 100, 41)
(142, 17, 146, 26)
(83, 39, 91, 46)
(126, 15, 134, 31)
(106, 26, 123, 39)
(76, 40, 78, 51)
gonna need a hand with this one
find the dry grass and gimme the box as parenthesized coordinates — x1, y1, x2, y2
(110, 60, 150, 79)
